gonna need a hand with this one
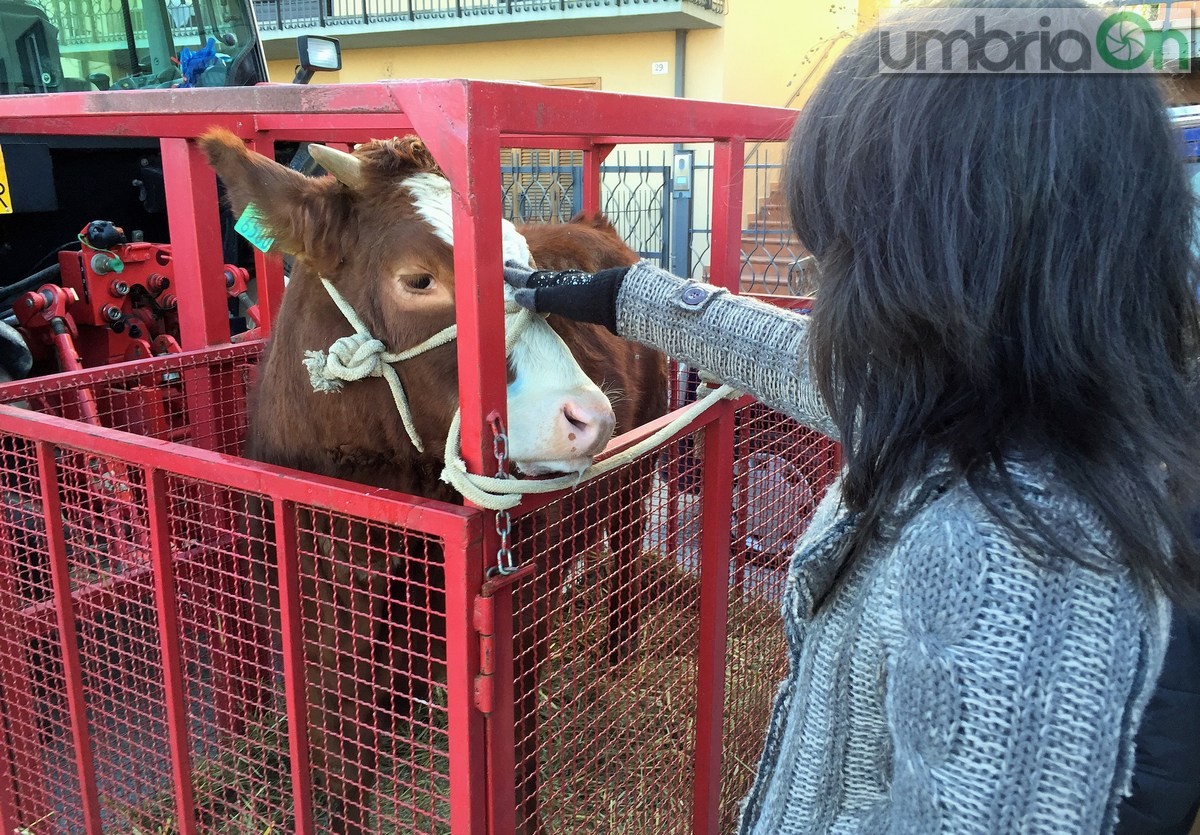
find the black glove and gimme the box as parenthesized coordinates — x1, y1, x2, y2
(503, 261, 630, 335)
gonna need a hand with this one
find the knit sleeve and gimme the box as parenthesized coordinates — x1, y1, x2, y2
(880, 495, 1168, 835)
(614, 262, 836, 438)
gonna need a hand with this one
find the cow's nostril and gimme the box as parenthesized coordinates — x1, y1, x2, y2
(560, 398, 616, 458)
(563, 406, 590, 433)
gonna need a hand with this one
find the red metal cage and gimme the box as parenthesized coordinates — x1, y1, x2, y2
(0, 81, 837, 834)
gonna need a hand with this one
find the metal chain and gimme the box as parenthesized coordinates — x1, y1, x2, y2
(489, 414, 518, 577)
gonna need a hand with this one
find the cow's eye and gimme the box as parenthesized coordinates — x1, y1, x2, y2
(400, 272, 435, 292)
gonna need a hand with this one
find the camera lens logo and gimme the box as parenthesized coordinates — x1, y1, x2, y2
(1099, 11, 1153, 69)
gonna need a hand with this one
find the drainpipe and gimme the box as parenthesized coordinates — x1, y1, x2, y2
(675, 29, 687, 100)
(670, 29, 694, 278)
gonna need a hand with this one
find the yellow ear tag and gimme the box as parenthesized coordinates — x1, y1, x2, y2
(234, 203, 276, 252)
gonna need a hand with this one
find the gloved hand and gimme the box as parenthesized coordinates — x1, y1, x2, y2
(503, 261, 631, 335)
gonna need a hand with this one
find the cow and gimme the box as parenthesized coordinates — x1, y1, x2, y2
(200, 129, 667, 834)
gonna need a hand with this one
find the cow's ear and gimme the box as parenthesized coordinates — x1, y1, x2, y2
(198, 128, 350, 275)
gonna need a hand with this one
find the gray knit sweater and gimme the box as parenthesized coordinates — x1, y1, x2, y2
(614, 263, 1172, 835)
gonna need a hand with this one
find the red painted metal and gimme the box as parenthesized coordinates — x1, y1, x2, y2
(274, 498, 316, 835)
(447, 517, 488, 835)
(581, 143, 614, 215)
(246, 135, 286, 341)
(0, 524, 49, 829)
(0, 81, 835, 835)
(691, 138, 746, 835)
(37, 441, 103, 835)
(481, 583, 518, 835)
(147, 468, 199, 835)
(161, 138, 231, 350)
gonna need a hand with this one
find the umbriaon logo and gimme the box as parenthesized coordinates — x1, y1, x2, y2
(878, 8, 1192, 73)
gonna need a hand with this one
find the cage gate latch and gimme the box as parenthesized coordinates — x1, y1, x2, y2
(473, 593, 496, 715)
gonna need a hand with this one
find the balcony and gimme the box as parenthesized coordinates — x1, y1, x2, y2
(252, 0, 725, 59)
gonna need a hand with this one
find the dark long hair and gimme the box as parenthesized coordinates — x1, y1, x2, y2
(787, 0, 1200, 599)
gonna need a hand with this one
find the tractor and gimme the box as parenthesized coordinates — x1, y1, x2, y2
(0, 0, 338, 383)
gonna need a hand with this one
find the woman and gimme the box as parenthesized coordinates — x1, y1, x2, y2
(504, 2, 1200, 831)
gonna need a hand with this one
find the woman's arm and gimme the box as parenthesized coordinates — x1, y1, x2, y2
(615, 263, 836, 438)
(504, 259, 836, 437)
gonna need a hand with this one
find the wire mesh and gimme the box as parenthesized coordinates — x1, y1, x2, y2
(0, 434, 81, 832)
(0, 324, 831, 835)
(0, 341, 464, 834)
(0, 344, 258, 455)
(718, 402, 839, 830)
(500, 442, 705, 834)
(291, 505, 451, 833)
(488, 395, 834, 834)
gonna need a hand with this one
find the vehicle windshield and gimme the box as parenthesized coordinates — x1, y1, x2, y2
(0, 0, 261, 93)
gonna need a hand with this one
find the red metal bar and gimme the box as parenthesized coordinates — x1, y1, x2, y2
(666, 359, 683, 553)
(744, 293, 814, 311)
(418, 100, 509, 478)
(482, 582, 518, 835)
(0, 82, 798, 145)
(146, 468, 199, 835)
(411, 81, 522, 835)
(252, 113, 417, 140)
(691, 137, 745, 835)
(0, 511, 50, 828)
(251, 252, 285, 338)
(36, 441, 103, 835)
(245, 136, 287, 339)
(581, 143, 614, 216)
(0, 404, 477, 537)
(273, 499, 315, 835)
(160, 137, 231, 350)
(0, 112, 255, 138)
(444, 513, 487, 835)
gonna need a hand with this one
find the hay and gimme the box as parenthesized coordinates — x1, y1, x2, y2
(120, 551, 783, 834)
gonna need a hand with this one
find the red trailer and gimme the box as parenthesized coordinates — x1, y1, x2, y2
(0, 80, 837, 834)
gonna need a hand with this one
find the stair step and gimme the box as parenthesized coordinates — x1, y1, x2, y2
(742, 244, 806, 262)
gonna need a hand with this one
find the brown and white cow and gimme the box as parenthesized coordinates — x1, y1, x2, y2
(201, 129, 667, 834)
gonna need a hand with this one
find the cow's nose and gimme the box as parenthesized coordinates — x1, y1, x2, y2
(560, 395, 616, 458)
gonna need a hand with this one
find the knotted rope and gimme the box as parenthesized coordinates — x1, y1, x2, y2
(303, 276, 740, 510)
(439, 380, 741, 510)
(303, 277, 458, 453)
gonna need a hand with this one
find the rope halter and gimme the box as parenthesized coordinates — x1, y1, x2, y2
(302, 276, 536, 454)
(302, 275, 741, 510)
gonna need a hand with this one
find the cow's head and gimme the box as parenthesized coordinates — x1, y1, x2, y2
(200, 129, 615, 475)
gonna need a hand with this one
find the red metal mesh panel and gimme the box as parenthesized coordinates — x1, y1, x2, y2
(53, 446, 170, 831)
(0, 343, 259, 455)
(0, 339, 466, 833)
(719, 402, 839, 829)
(0, 338, 832, 835)
(489, 398, 837, 835)
(496, 440, 704, 834)
(0, 434, 83, 832)
(166, 476, 291, 831)
(292, 506, 451, 833)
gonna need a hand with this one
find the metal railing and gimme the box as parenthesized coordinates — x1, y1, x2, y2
(503, 145, 808, 295)
(252, 0, 724, 32)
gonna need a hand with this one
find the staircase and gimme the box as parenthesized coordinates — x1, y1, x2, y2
(736, 182, 811, 296)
